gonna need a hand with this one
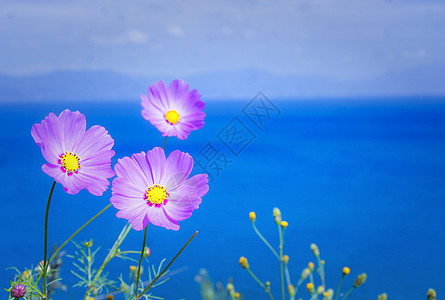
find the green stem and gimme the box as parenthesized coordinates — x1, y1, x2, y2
(309, 272, 318, 300)
(87, 247, 92, 285)
(295, 277, 304, 295)
(36, 203, 113, 285)
(245, 268, 274, 300)
(267, 289, 275, 300)
(334, 276, 345, 300)
(284, 264, 291, 286)
(310, 290, 318, 300)
(43, 180, 56, 299)
(316, 255, 325, 289)
(252, 223, 279, 259)
(84, 222, 132, 299)
(341, 287, 354, 300)
(115, 250, 141, 255)
(278, 225, 284, 300)
(246, 268, 266, 289)
(162, 136, 168, 149)
(134, 226, 148, 295)
(50, 203, 112, 264)
(137, 231, 198, 299)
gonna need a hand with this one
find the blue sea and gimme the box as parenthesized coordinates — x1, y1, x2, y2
(1, 98, 444, 299)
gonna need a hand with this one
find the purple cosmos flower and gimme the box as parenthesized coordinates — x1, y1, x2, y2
(110, 147, 209, 230)
(32, 109, 115, 196)
(141, 79, 205, 140)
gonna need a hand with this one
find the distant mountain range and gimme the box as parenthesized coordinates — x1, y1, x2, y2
(1, 67, 444, 102)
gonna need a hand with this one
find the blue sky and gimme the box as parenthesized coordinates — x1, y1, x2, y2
(1, 0, 445, 98)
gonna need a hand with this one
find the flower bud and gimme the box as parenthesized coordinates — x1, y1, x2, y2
(308, 262, 315, 271)
(353, 273, 367, 288)
(273, 207, 282, 224)
(234, 292, 241, 298)
(283, 255, 289, 265)
(83, 239, 93, 248)
(35, 261, 51, 274)
(377, 293, 388, 300)
(106, 295, 114, 300)
(129, 265, 137, 272)
(11, 283, 26, 299)
(317, 285, 325, 294)
(88, 298, 94, 300)
(300, 268, 311, 280)
(288, 284, 296, 297)
(342, 267, 350, 276)
(266, 281, 271, 287)
(310, 243, 320, 256)
(143, 247, 151, 258)
(427, 289, 436, 300)
(281, 221, 288, 228)
(239, 257, 249, 269)
(323, 289, 334, 300)
(22, 270, 31, 280)
(249, 212, 256, 222)
(306, 283, 314, 293)
(227, 283, 235, 293)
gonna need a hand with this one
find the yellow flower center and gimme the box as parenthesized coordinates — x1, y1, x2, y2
(61, 152, 81, 173)
(165, 110, 180, 124)
(144, 184, 169, 206)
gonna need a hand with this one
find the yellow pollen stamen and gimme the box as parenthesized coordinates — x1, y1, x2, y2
(165, 110, 180, 124)
(145, 184, 169, 206)
(61, 151, 81, 173)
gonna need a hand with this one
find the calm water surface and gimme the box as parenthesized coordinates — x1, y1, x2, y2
(1, 98, 444, 299)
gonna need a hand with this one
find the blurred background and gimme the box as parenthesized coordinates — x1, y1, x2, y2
(1, 0, 444, 299)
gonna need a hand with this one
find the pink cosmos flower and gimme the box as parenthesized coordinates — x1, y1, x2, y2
(140, 79, 205, 140)
(32, 109, 115, 196)
(110, 147, 209, 231)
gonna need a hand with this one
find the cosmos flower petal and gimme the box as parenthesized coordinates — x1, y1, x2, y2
(117, 204, 150, 231)
(145, 147, 166, 183)
(163, 203, 194, 222)
(58, 109, 87, 150)
(147, 206, 179, 230)
(147, 81, 170, 110)
(168, 79, 190, 106)
(169, 174, 209, 210)
(32, 110, 115, 196)
(114, 154, 152, 189)
(111, 148, 208, 231)
(32, 113, 64, 164)
(141, 79, 205, 140)
(75, 125, 114, 156)
(162, 150, 193, 189)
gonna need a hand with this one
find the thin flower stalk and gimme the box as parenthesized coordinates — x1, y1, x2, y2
(278, 224, 285, 300)
(309, 272, 318, 300)
(137, 231, 199, 299)
(251, 222, 279, 259)
(341, 287, 354, 300)
(316, 256, 325, 289)
(284, 264, 291, 287)
(35, 203, 113, 286)
(134, 225, 148, 296)
(334, 277, 345, 300)
(245, 268, 274, 300)
(42, 180, 56, 299)
(83, 222, 132, 299)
